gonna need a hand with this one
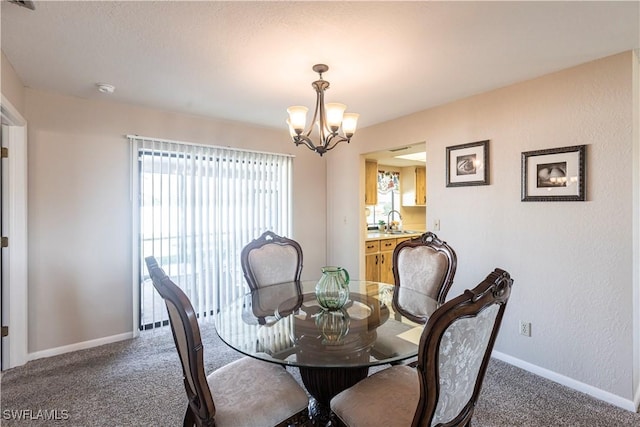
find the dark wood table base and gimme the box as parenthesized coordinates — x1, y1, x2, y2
(299, 366, 370, 425)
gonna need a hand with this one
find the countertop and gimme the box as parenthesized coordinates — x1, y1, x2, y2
(366, 230, 425, 241)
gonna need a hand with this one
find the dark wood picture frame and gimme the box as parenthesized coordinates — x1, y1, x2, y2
(446, 140, 489, 187)
(521, 145, 586, 202)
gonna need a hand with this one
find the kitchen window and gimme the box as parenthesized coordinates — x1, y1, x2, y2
(365, 170, 400, 228)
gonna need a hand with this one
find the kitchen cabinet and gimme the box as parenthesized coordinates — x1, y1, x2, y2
(364, 240, 380, 282)
(364, 237, 411, 284)
(378, 238, 397, 284)
(365, 160, 378, 205)
(401, 166, 426, 206)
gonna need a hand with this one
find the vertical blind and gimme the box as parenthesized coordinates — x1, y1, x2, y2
(130, 136, 293, 330)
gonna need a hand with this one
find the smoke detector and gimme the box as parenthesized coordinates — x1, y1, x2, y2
(96, 83, 115, 94)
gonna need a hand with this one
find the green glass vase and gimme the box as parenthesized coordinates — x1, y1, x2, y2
(315, 266, 350, 310)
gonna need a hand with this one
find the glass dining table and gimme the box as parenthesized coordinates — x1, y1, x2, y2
(214, 279, 438, 424)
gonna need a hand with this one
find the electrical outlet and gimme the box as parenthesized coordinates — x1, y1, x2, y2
(519, 321, 531, 337)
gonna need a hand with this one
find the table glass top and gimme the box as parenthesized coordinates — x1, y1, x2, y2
(214, 280, 438, 368)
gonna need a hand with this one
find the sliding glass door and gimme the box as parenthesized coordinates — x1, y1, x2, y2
(131, 137, 292, 330)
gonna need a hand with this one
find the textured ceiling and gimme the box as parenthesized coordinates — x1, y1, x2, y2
(1, 1, 638, 131)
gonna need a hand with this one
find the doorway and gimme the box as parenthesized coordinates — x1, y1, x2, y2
(1, 125, 5, 369)
(0, 96, 28, 370)
(360, 142, 428, 282)
(362, 141, 428, 232)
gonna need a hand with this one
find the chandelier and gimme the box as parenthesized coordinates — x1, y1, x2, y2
(287, 64, 359, 156)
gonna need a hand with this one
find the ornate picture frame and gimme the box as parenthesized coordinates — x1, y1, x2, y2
(446, 140, 489, 187)
(521, 145, 586, 202)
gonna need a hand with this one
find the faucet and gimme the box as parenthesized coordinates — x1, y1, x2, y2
(387, 210, 402, 232)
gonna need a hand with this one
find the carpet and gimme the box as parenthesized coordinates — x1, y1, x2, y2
(1, 325, 639, 426)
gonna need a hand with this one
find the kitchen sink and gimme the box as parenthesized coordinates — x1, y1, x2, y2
(368, 230, 424, 236)
(387, 230, 421, 235)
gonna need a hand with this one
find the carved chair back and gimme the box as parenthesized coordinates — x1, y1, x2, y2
(413, 268, 513, 427)
(145, 256, 216, 426)
(392, 232, 457, 323)
(241, 231, 303, 291)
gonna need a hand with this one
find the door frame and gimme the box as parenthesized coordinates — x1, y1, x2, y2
(1, 94, 28, 369)
(632, 49, 640, 412)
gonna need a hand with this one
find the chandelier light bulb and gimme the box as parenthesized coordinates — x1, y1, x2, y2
(287, 106, 308, 134)
(286, 119, 298, 138)
(325, 103, 347, 131)
(341, 113, 359, 137)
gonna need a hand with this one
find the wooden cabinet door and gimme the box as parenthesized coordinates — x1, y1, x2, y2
(379, 251, 395, 285)
(401, 166, 426, 206)
(365, 253, 380, 282)
(365, 161, 378, 205)
(415, 166, 426, 205)
(378, 238, 397, 285)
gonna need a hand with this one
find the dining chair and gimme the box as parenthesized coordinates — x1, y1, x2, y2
(331, 268, 513, 427)
(392, 231, 457, 324)
(145, 256, 309, 427)
(241, 230, 304, 290)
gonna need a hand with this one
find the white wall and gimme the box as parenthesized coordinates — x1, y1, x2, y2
(328, 52, 637, 404)
(24, 89, 327, 353)
(1, 50, 25, 115)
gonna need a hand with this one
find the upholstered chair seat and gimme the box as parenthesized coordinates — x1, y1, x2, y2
(331, 268, 513, 427)
(207, 356, 309, 427)
(331, 364, 419, 427)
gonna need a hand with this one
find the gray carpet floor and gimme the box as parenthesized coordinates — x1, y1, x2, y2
(1, 325, 639, 426)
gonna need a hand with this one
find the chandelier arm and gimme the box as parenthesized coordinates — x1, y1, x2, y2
(307, 79, 332, 143)
(304, 94, 321, 139)
(324, 134, 350, 152)
(294, 135, 318, 151)
(317, 91, 330, 144)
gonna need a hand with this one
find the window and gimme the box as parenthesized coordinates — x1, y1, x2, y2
(365, 170, 400, 227)
(130, 136, 293, 330)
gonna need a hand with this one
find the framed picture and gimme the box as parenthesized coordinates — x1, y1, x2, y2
(521, 145, 586, 202)
(446, 140, 489, 187)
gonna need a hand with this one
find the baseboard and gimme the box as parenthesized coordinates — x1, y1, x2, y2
(492, 351, 637, 413)
(28, 332, 134, 361)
